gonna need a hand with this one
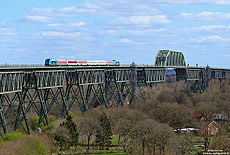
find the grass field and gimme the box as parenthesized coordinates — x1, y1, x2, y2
(53, 135, 128, 155)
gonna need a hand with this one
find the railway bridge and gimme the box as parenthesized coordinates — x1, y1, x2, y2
(0, 50, 230, 135)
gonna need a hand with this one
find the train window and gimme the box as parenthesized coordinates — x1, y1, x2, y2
(45, 59, 50, 66)
(51, 61, 57, 65)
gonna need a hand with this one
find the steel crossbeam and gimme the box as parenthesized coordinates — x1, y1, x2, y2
(211, 69, 222, 79)
(186, 69, 200, 81)
(145, 68, 165, 83)
(225, 71, 230, 79)
(35, 70, 65, 89)
(0, 72, 23, 94)
(114, 69, 130, 82)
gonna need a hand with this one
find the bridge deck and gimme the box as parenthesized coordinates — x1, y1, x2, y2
(0, 50, 230, 136)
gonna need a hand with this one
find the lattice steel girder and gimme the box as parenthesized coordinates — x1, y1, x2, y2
(114, 69, 131, 82)
(187, 80, 203, 93)
(145, 68, 166, 83)
(36, 89, 49, 126)
(35, 70, 65, 89)
(155, 50, 186, 67)
(66, 69, 105, 85)
(0, 93, 30, 135)
(13, 92, 30, 134)
(199, 69, 206, 78)
(205, 67, 212, 79)
(103, 81, 126, 107)
(43, 88, 69, 117)
(175, 68, 186, 81)
(0, 95, 7, 135)
(130, 63, 137, 104)
(186, 69, 200, 81)
(136, 69, 146, 83)
(225, 71, 230, 79)
(86, 84, 106, 107)
(24, 73, 36, 88)
(0, 72, 23, 94)
(65, 84, 107, 112)
(211, 70, 223, 79)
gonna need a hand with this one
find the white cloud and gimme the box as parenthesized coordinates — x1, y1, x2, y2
(0, 28, 17, 36)
(120, 39, 136, 43)
(180, 11, 230, 21)
(184, 25, 230, 32)
(29, 1, 160, 17)
(222, 54, 230, 57)
(41, 31, 81, 38)
(191, 35, 230, 43)
(48, 22, 85, 27)
(31, 6, 97, 17)
(24, 15, 54, 23)
(127, 29, 167, 35)
(115, 15, 171, 25)
(0, 21, 17, 36)
(118, 39, 145, 45)
(0, 21, 6, 26)
(47, 22, 85, 30)
(149, 0, 230, 4)
(100, 28, 167, 36)
(58, 6, 97, 15)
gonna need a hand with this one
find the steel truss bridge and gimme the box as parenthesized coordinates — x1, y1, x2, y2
(0, 50, 230, 136)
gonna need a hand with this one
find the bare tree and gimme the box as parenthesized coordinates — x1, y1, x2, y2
(130, 119, 158, 155)
(157, 89, 176, 103)
(196, 102, 217, 121)
(52, 126, 71, 151)
(155, 123, 174, 155)
(75, 109, 101, 151)
(175, 135, 194, 155)
(151, 103, 193, 129)
(210, 135, 230, 152)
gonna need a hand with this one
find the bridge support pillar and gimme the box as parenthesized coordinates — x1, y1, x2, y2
(14, 92, 30, 134)
(130, 62, 137, 105)
(37, 89, 49, 127)
(205, 65, 211, 88)
(60, 87, 69, 117)
(0, 95, 7, 136)
(115, 83, 124, 106)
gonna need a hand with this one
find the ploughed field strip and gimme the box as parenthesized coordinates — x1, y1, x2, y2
(0, 50, 229, 136)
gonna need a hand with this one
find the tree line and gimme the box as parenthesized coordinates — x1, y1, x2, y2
(50, 79, 230, 154)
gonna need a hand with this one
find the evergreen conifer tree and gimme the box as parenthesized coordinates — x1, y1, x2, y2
(95, 112, 112, 150)
(61, 115, 79, 150)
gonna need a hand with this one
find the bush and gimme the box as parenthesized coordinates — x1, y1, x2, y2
(69, 112, 76, 118)
(20, 136, 47, 155)
(42, 122, 55, 131)
(3, 132, 25, 141)
(0, 137, 4, 144)
(30, 115, 56, 132)
(0, 135, 47, 155)
(30, 116, 40, 131)
(157, 89, 176, 103)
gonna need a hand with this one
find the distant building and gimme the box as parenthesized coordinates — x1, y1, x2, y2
(193, 111, 206, 121)
(208, 121, 219, 135)
(174, 128, 202, 135)
(214, 114, 228, 121)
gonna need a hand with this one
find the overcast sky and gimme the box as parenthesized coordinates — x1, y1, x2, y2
(0, 0, 230, 67)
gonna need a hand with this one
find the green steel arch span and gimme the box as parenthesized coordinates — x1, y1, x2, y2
(155, 50, 186, 67)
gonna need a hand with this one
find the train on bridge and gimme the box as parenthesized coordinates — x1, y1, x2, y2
(45, 58, 120, 66)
